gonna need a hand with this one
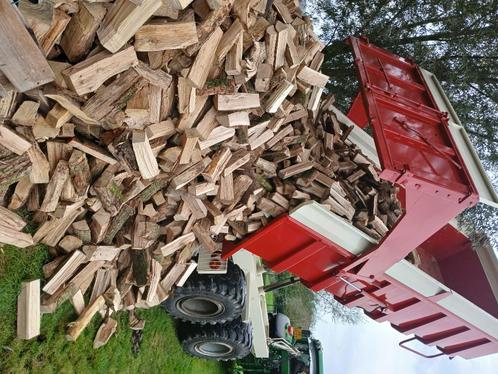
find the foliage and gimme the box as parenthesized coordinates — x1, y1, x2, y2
(0, 245, 227, 374)
(265, 271, 363, 328)
(278, 282, 316, 329)
(307, 0, 498, 246)
(314, 291, 364, 325)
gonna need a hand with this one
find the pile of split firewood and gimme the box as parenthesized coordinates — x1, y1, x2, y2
(0, 0, 401, 347)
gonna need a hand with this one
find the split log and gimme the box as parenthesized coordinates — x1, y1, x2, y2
(17, 280, 40, 340)
(66, 295, 106, 341)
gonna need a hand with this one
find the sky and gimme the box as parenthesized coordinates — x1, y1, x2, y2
(311, 312, 498, 374)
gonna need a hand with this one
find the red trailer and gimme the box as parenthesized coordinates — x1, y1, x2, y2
(223, 37, 498, 360)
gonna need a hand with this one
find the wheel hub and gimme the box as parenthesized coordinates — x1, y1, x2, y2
(177, 297, 225, 318)
(194, 341, 233, 357)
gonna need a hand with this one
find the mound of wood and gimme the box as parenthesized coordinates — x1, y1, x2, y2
(1, 0, 401, 346)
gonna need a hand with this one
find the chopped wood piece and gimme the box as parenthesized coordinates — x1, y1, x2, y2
(270, 192, 289, 209)
(68, 150, 91, 196)
(256, 158, 277, 176)
(59, 235, 83, 253)
(229, 175, 253, 209)
(146, 120, 175, 140)
(69, 139, 118, 165)
(218, 173, 234, 204)
(132, 129, 159, 179)
(187, 26, 223, 88)
(179, 129, 199, 165)
(60, 123, 75, 138)
(181, 192, 208, 219)
(93, 318, 118, 349)
(297, 66, 329, 88)
(177, 77, 196, 114)
(40, 160, 69, 212)
(63, 46, 139, 95)
(66, 295, 106, 341)
(0, 125, 32, 155)
(266, 125, 293, 148)
(133, 61, 173, 90)
(0, 0, 54, 92)
(285, 30, 300, 67)
(176, 261, 198, 287)
(369, 216, 389, 236)
(255, 63, 273, 92)
(0, 206, 27, 234)
(199, 127, 235, 150)
(157, 262, 187, 301)
(347, 169, 366, 183)
(60, 3, 107, 63)
(278, 161, 314, 179)
(39, 8, 71, 56)
(249, 129, 274, 150)
(45, 94, 98, 125)
(27, 145, 50, 184)
(171, 157, 211, 189)
(171, 0, 194, 9)
(273, 0, 293, 23)
(12, 101, 39, 127)
(68, 260, 105, 294)
(258, 197, 286, 217)
(217, 111, 250, 127)
(46, 104, 72, 128)
(135, 17, 198, 51)
(265, 79, 294, 113)
(216, 18, 243, 62)
(192, 218, 219, 252)
(224, 150, 250, 175)
(177, 92, 210, 129)
(81, 69, 145, 121)
(214, 94, 261, 111)
(90, 210, 112, 244)
(274, 22, 288, 69)
(35, 202, 85, 247)
(265, 25, 278, 67)
(308, 86, 323, 111)
(130, 248, 149, 287)
(17, 280, 40, 340)
(157, 232, 196, 257)
(225, 33, 243, 76)
(188, 182, 217, 196)
(9, 176, 33, 210)
(202, 147, 232, 182)
(70, 290, 85, 315)
(193, 106, 218, 140)
(43, 250, 86, 295)
(98, 0, 164, 53)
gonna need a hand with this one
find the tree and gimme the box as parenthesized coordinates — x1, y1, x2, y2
(307, 0, 498, 246)
(314, 291, 364, 325)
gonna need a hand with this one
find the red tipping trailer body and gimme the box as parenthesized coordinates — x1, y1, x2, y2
(223, 37, 498, 359)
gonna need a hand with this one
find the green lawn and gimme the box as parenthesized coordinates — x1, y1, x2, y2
(0, 244, 229, 374)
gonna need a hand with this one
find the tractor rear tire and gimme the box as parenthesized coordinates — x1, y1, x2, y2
(162, 261, 246, 324)
(179, 318, 252, 361)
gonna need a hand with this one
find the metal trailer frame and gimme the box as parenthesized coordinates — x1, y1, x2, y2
(223, 37, 498, 359)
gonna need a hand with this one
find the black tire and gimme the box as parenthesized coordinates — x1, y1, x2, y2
(162, 261, 246, 324)
(180, 318, 252, 361)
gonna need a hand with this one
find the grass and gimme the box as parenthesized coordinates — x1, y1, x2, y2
(0, 245, 228, 374)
